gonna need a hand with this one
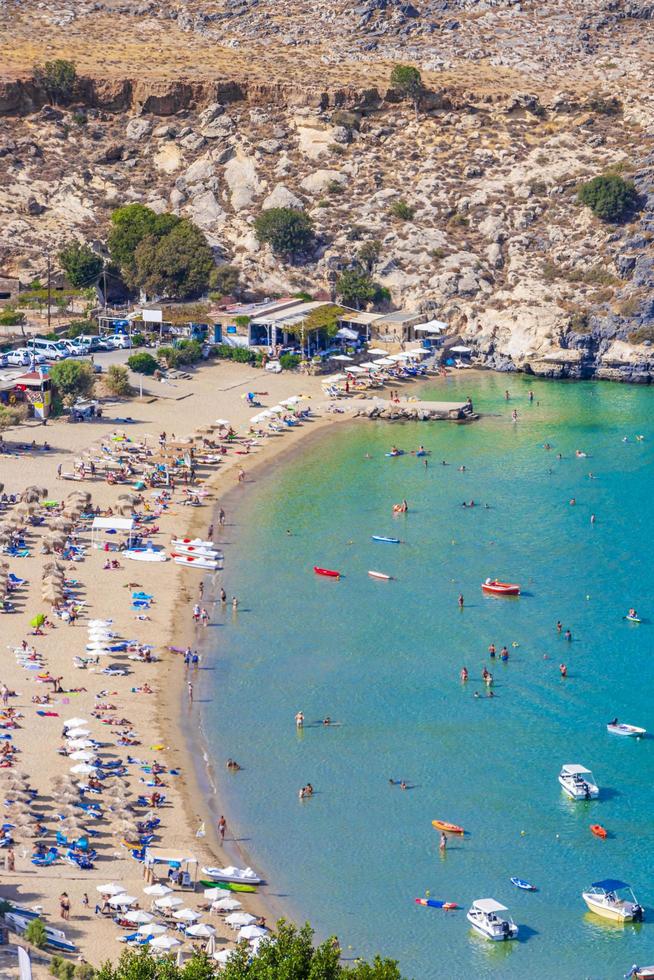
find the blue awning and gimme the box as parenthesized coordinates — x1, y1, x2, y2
(591, 879, 629, 891)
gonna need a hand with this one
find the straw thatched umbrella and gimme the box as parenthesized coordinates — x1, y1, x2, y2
(41, 589, 64, 605)
(43, 560, 67, 575)
(50, 517, 73, 532)
(17, 826, 39, 839)
(20, 488, 42, 504)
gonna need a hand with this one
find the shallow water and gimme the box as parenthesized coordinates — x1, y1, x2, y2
(199, 374, 654, 979)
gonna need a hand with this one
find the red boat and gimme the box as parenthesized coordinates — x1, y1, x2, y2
(314, 566, 340, 579)
(481, 579, 520, 596)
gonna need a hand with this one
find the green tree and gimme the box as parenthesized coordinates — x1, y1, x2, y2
(358, 240, 382, 273)
(32, 59, 77, 105)
(127, 352, 158, 375)
(24, 917, 47, 949)
(254, 208, 315, 260)
(336, 270, 390, 309)
(133, 220, 213, 299)
(105, 364, 133, 396)
(389, 64, 423, 117)
(49, 360, 95, 403)
(66, 319, 98, 338)
(0, 310, 25, 327)
(108, 204, 179, 283)
(578, 174, 639, 222)
(209, 264, 240, 297)
(58, 241, 103, 289)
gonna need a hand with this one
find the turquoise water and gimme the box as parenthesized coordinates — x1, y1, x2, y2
(199, 374, 654, 979)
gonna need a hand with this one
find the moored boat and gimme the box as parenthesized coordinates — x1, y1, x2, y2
(201, 865, 263, 885)
(199, 879, 257, 893)
(368, 570, 392, 580)
(124, 547, 168, 563)
(173, 555, 219, 570)
(481, 579, 520, 596)
(467, 899, 518, 941)
(415, 898, 458, 909)
(558, 764, 599, 800)
(629, 966, 654, 979)
(432, 819, 465, 835)
(582, 879, 643, 922)
(510, 877, 536, 891)
(372, 535, 400, 544)
(314, 566, 340, 578)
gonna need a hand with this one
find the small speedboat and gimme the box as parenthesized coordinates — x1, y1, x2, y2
(467, 899, 518, 941)
(582, 879, 644, 922)
(201, 865, 263, 885)
(510, 877, 536, 891)
(607, 722, 646, 738)
(314, 566, 340, 578)
(372, 535, 400, 544)
(368, 570, 392, 581)
(415, 898, 458, 910)
(559, 764, 599, 800)
(481, 579, 520, 596)
(432, 820, 465, 835)
(590, 824, 607, 839)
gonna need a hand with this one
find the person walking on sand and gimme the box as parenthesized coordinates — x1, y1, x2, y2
(60, 892, 71, 920)
(5, 846, 15, 871)
(219, 507, 225, 527)
(187, 682, 194, 703)
(192, 603, 200, 623)
(198, 581, 204, 599)
(238, 468, 245, 483)
(218, 815, 226, 841)
(1, 684, 8, 707)
(208, 523, 214, 539)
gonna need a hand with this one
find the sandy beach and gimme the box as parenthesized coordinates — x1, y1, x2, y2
(0, 356, 443, 972)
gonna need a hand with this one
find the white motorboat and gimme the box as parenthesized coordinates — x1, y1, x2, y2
(201, 865, 263, 885)
(171, 537, 215, 550)
(607, 721, 647, 738)
(582, 879, 644, 922)
(171, 545, 221, 560)
(466, 899, 518, 941)
(558, 764, 599, 800)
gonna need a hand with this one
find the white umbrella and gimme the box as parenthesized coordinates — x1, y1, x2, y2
(173, 908, 199, 922)
(67, 739, 94, 749)
(322, 374, 346, 383)
(186, 923, 216, 939)
(66, 728, 90, 739)
(214, 949, 237, 965)
(280, 396, 301, 405)
(150, 935, 181, 950)
(387, 353, 405, 362)
(359, 362, 380, 370)
(124, 910, 154, 924)
(238, 925, 268, 941)
(108, 894, 137, 907)
(88, 619, 112, 626)
(225, 912, 257, 927)
(210, 897, 241, 911)
(268, 405, 284, 414)
(214, 419, 230, 427)
(330, 354, 353, 361)
(96, 882, 125, 896)
(70, 763, 98, 775)
(155, 895, 184, 910)
(64, 718, 88, 728)
(205, 934, 217, 957)
(373, 358, 394, 366)
(250, 414, 265, 424)
(69, 750, 94, 761)
(367, 347, 388, 355)
(138, 923, 167, 937)
(144, 883, 173, 897)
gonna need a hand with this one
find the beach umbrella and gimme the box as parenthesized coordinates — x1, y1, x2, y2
(108, 894, 137, 907)
(29, 614, 46, 629)
(69, 750, 94, 762)
(214, 419, 230, 426)
(88, 619, 112, 627)
(281, 396, 301, 405)
(96, 882, 126, 895)
(155, 896, 184, 910)
(214, 949, 236, 965)
(66, 728, 91, 739)
(205, 934, 217, 957)
(138, 923, 167, 937)
(143, 883, 172, 897)
(186, 923, 215, 939)
(268, 405, 284, 414)
(238, 925, 267, 941)
(225, 912, 257, 927)
(17, 826, 39, 839)
(330, 354, 353, 361)
(149, 935, 181, 951)
(66, 738, 94, 750)
(210, 897, 242, 911)
(173, 908, 200, 923)
(64, 717, 88, 729)
(70, 763, 98, 775)
(367, 347, 388, 355)
(124, 910, 154, 925)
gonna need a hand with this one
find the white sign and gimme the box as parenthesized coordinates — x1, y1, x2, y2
(142, 309, 163, 324)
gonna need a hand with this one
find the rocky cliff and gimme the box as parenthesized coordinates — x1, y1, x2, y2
(2, 0, 654, 379)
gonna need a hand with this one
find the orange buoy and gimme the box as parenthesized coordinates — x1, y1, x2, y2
(590, 824, 607, 839)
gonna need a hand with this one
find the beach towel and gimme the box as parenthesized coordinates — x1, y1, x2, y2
(36, 710, 59, 717)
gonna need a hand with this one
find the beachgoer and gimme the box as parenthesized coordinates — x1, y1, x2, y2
(192, 604, 200, 623)
(238, 468, 245, 483)
(556, 621, 562, 633)
(458, 593, 464, 608)
(439, 832, 447, 851)
(231, 596, 239, 611)
(505, 390, 510, 400)
(295, 711, 304, 729)
(488, 643, 496, 658)
(569, 497, 576, 506)
(400, 781, 407, 791)
(500, 646, 509, 661)
(218, 815, 226, 841)
(60, 892, 71, 920)
(219, 507, 225, 526)
(200, 608, 210, 627)
(528, 390, 534, 402)
(208, 523, 214, 538)
(220, 588, 227, 604)
(187, 682, 193, 703)
(590, 513, 596, 524)
(564, 629, 572, 642)
(559, 663, 567, 678)
(298, 786, 306, 800)
(460, 667, 468, 682)
(198, 582, 204, 599)
(6, 847, 15, 871)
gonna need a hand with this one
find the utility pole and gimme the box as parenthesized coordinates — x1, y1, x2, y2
(46, 254, 52, 332)
(102, 264, 108, 311)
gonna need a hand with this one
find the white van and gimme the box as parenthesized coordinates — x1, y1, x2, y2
(27, 338, 69, 361)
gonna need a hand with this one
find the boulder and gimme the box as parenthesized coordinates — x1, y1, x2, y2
(300, 169, 347, 194)
(180, 132, 206, 151)
(153, 123, 177, 139)
(184, 154, 215, 184)
(94, 143, 124, 164)
(224, 152, 263, 210)
(154, 144, 182, 173)
(125, 117, 152, 141)
(262, 183, 304, 210)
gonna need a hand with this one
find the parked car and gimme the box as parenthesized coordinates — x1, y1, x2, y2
(60, 339, 87, 357)
(6, 348, 35, 366)
(77, 335, 108, 352)
(27, 338, 69, 361)
(103, 334, 132, 350)
(0, 352, 9, 368)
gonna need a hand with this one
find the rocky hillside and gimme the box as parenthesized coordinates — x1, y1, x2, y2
(2, 0, 654, 379)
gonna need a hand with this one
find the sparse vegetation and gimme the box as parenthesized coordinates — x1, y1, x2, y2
(0, 404, 28, 430)
(24, 917, 47, 949)
(0, 309, 25, 327)
(49, 360, 96, 402)
(628, 324, 654, 344)
(127, 351, 158, 375)
(254, 207, 315, 259)
(32, 59, 76, 104)
(389, 200, 415, 221)
(578, 174, 639, 222)
(209, 264, 240, 298)
(104, 364, 133, 396)
(390, 64, 423, 116)
(326, 179, 345, 195)
(358, 239, 382, 272)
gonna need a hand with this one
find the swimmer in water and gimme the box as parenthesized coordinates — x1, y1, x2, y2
(460, 667, 468, 682)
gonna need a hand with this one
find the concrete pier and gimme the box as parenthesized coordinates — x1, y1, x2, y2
(351, 397, 476, 421)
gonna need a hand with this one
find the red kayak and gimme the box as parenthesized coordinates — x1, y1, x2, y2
(481, 579, 520, 596)
(314, 566, 340, 579)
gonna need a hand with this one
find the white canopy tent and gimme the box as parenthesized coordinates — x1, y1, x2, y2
(449, 345, 472, 354)
(413, 319, 448, 333)
(91, 517, 135, 550)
